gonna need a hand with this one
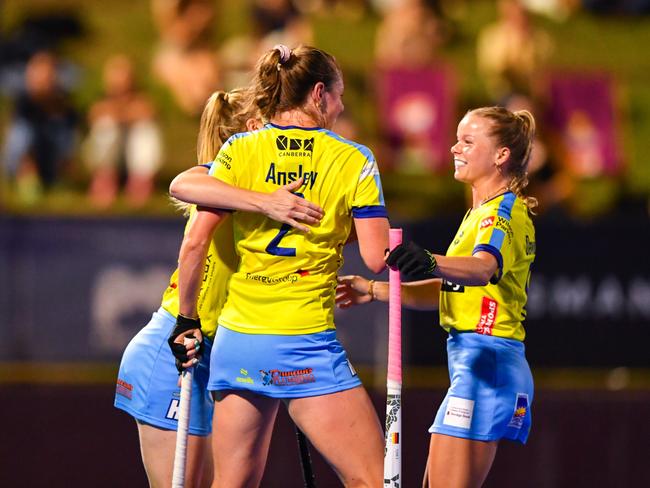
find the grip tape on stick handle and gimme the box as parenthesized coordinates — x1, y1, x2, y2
(387, 228, 402, 388)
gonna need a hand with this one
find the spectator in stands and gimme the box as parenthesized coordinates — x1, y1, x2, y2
(83, 54, 163, 208)
(218, 0, 312, 91)
(476, 0, 553, 103)
(151, 0, 220, 115)
(1, 51, 78, 203)
(374, 0, 447, 70)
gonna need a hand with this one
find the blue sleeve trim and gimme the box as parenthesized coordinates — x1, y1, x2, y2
(496, 192, 516, 219)
(488, 228, 505, 250)
(473, 244, 503, 284)
(199, 163, 212, 169)
(352, 206, 388, 218)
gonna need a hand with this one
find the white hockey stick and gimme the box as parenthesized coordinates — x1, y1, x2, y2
(172, 367, 193, 488)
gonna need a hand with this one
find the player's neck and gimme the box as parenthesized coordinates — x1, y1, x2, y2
(472, 180, 511, 209)
(272, 109, 320, 129)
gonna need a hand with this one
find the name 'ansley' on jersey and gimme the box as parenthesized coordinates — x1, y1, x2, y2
(265, 162, 318, 189)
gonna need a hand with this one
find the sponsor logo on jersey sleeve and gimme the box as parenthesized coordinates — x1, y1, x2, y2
(480, 216, 495, 229)
(216, 152, 232, 170)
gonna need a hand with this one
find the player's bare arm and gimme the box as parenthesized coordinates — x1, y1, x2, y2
(169, 172, 324, 232)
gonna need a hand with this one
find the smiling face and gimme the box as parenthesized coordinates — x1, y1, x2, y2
(451, 113, 508, 186)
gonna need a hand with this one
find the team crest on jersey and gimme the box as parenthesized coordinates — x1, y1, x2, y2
(507, 393, 529, 429)
(259, 368, 316, 386)
(480, 216, 495, 229)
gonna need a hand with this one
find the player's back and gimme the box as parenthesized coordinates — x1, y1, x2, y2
(211, 124, 385, 335)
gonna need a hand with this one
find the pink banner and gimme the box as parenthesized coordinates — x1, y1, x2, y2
(546, 71, 623, 176)
(376, 66, 456, 173)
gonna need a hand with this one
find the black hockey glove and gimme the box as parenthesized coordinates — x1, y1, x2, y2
(386, 241, 438, 277)
(168, 315, 202, 373)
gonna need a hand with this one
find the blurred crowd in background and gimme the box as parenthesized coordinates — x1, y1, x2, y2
(1, 0, 649, 219)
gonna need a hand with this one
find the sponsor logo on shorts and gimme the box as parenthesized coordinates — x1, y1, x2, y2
(345, 360, 357, 377)
(443, 396, 474, 429)
(476, 296, 498, 335)
(259, 368, 316, 386)
(116, 378, 133, 400)
(507, 393, 529, 429)
(480, 216, 495, 229)
(166, 399, 180, 421)
(236, 368, 254, 385)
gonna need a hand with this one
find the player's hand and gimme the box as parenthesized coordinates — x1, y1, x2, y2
(168, 315, 204, 373)
(262, 177, 324, 233)
(386, 241, 438, 276)
(336, 275, 374, 308)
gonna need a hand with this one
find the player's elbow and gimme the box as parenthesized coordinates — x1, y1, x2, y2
(180, 233, 211, 256)
(364, 256, 387, 274)
(168, 174, 186, 200)
(472, 267, 494, 286)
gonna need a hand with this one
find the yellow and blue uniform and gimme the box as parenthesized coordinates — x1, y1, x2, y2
(431, 191, 536, 444)
(439, 191, 535, 341)
(207, 123, 388, 397)
(160, 206, 238, 340)
(115, 163, 238, 435)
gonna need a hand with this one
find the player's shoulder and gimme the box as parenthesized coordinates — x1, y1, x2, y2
(223, 126, 269, 148)
(317, 128, 375, 161)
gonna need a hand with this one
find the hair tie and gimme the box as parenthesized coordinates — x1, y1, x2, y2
(273, 44, 291, 71)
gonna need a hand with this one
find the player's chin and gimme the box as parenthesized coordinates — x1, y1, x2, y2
(452, 169, 468, 183)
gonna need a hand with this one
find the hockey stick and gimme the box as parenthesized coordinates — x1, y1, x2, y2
(384, 228, 402, 488)
(172, 366, 193, 488)
(295, 424, 316, 487)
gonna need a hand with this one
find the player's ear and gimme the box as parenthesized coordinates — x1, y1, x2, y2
(246, 118, 262, 131)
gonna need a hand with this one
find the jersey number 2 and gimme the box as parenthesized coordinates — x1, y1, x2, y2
(265, 192, 303, 257)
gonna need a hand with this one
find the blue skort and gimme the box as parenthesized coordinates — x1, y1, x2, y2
(430, 329, 534, 444)
(114, 308, 214, 436)
(207, 326, 361, 398)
